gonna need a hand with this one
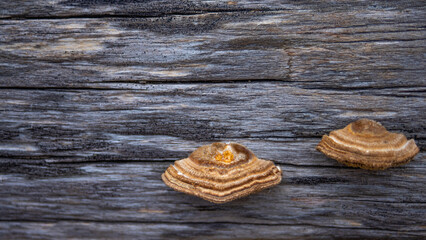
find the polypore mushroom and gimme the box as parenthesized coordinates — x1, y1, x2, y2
(316, 118, 419, 170)
(162, 142, 282, 203)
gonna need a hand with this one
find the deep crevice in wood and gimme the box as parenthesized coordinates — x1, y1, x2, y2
(0, 8, 287, 21)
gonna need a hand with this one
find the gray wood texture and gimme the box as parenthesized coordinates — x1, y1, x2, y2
(1, 2, 425, 88)
(0, 0, 425, 239)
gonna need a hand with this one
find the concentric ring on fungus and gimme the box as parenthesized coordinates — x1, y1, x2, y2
(316, 118, 419, 170)
(162, 142, 282, 203)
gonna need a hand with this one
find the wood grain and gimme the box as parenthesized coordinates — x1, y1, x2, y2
(0, 0, 425, 239)
(0, 0, 283, 18)
(1, 7, 425, 88)
(0, 83, 424, 164)
(0, 161, 425, 239)
(1, 222, 423, 240)
(1, 0, 425, 19)
(0, 83, 424, 238)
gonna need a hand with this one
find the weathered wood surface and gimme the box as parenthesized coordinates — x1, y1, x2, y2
(2, 0, 422, 18)
(0, 83, 425, 164)
(1, 161, 425, 239)
(0, 0, 425, 239)
(1, 2, 425, 88)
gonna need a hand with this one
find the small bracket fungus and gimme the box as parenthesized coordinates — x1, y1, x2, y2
(162, 142, 282, 203)
(316, 118, 419, 170)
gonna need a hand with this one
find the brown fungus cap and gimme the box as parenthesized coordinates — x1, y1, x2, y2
(316, 118, 419, 170)
(162, 142, 282, 203)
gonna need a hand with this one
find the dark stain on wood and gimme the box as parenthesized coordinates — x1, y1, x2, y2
(288, 176, 349, 185)
(220, 37, 293, 50)
(116, 13, 249, 35)
(0, 161, 82, 179)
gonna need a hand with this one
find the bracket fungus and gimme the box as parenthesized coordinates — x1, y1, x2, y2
(316, 118, 419, 170)
(162, 142, 282, 203)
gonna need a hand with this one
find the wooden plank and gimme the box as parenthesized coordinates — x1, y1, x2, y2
(1, 222, 423, 240)
(0, 161, 425, 239)
(0, 83, 424, 164)
(1, 0, 425, 18)
(1, 9, 425, 88)
(0, 1, 425, 239)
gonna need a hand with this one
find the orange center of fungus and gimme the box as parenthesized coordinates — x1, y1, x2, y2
(214, 150, 234, 163)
